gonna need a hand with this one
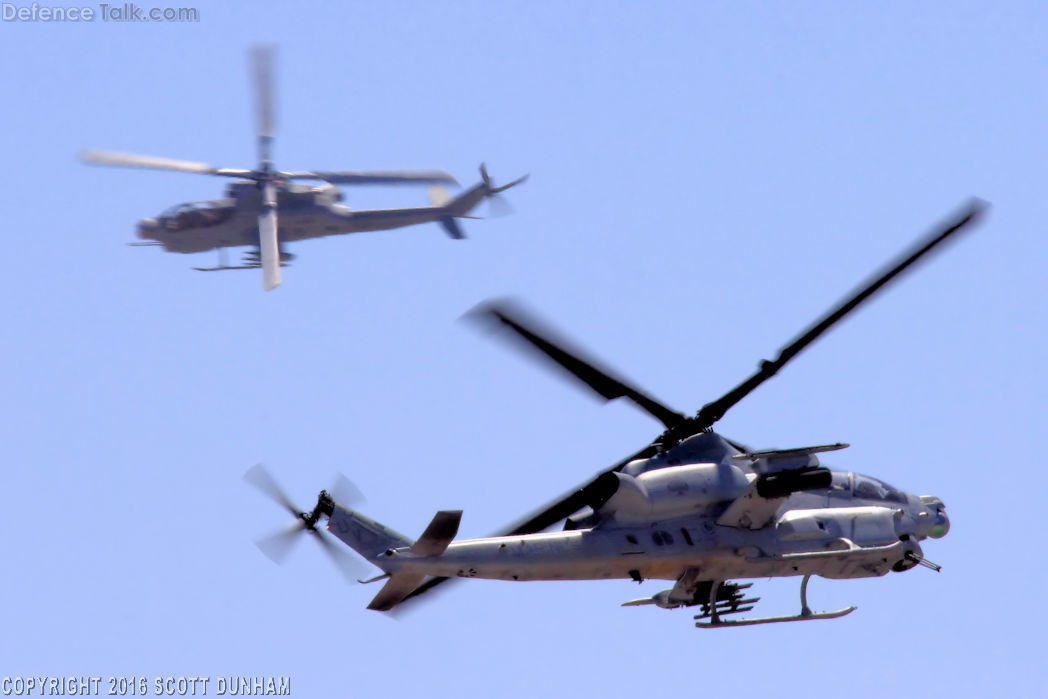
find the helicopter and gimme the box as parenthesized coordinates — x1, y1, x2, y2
(81, 46, 526, 291)
(248, 199, 983, 627)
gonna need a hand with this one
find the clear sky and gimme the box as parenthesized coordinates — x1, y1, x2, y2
(0, 2, 1044, 697)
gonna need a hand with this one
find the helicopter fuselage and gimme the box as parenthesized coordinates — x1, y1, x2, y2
(327, 433, 948, 588)
(134, 180, 488, 254)
(246, 203, 976, 621)
(358, 512, 894, 584)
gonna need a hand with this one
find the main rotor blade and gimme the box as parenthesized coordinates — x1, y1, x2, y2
(259, 181, 281, 291)
(500, 444, 659, 535)
(79, 149, 253, 178)
(281, 170, 458, 186)
(251, 44, 275, 164)
(692, 199, 987, 431)
(468, 300, 686, 429)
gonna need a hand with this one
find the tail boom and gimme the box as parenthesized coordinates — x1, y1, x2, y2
(326, 505, 413, 564)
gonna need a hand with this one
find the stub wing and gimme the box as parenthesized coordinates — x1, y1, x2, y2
(622, 569, 758, 613)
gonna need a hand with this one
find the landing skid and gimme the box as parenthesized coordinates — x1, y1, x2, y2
(193, 264, 265, 272)
(192, 248, 291, 273)
(694, 575, 856, 629)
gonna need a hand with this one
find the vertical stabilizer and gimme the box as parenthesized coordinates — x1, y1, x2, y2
(364, 510, 462, 612)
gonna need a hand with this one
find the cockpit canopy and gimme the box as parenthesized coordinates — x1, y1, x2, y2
(157, 200, 234, 230)
(830, 471, 907, 503)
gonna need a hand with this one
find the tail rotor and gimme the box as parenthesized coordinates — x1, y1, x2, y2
(480, 162, 528, 217)
(244, 464, 368, 583)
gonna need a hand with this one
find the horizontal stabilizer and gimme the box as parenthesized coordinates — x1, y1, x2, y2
(439, 216, 466, 239)
(368, 572, 428, 612)
(365, 510, 461, 612)
(410, 510, 462, 557)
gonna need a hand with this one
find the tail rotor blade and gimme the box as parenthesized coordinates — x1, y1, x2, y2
(488, 194, 514, 218)
(259, 181, 281, 291)
(479, 163, 529, 195)
(311, 529, 369, 583)
(255, 521, 306, 565)
(244, 463, 300, 519)
(328, 473, 365, 508)
(479, 166, 527, 216)
(489, 173, 529, 194)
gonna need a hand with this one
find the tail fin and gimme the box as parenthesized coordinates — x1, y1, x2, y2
(365, 510, 461, 612)
(438, 216, 466, 239)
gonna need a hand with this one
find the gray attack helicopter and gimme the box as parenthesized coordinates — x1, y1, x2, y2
(81, 46, 526, 291)
(248, 200, 982, 627)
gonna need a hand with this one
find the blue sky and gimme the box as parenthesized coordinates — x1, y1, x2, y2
(0, 2, 1044, 697)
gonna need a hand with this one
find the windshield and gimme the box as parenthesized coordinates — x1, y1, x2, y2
(157, 201, 234, 231)
(852, 473, 907, 503)
(158, 200, 230, 218)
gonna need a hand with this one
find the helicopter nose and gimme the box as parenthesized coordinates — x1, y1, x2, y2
(137, 218, 159, 239)
(918, 495, 949, 539)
